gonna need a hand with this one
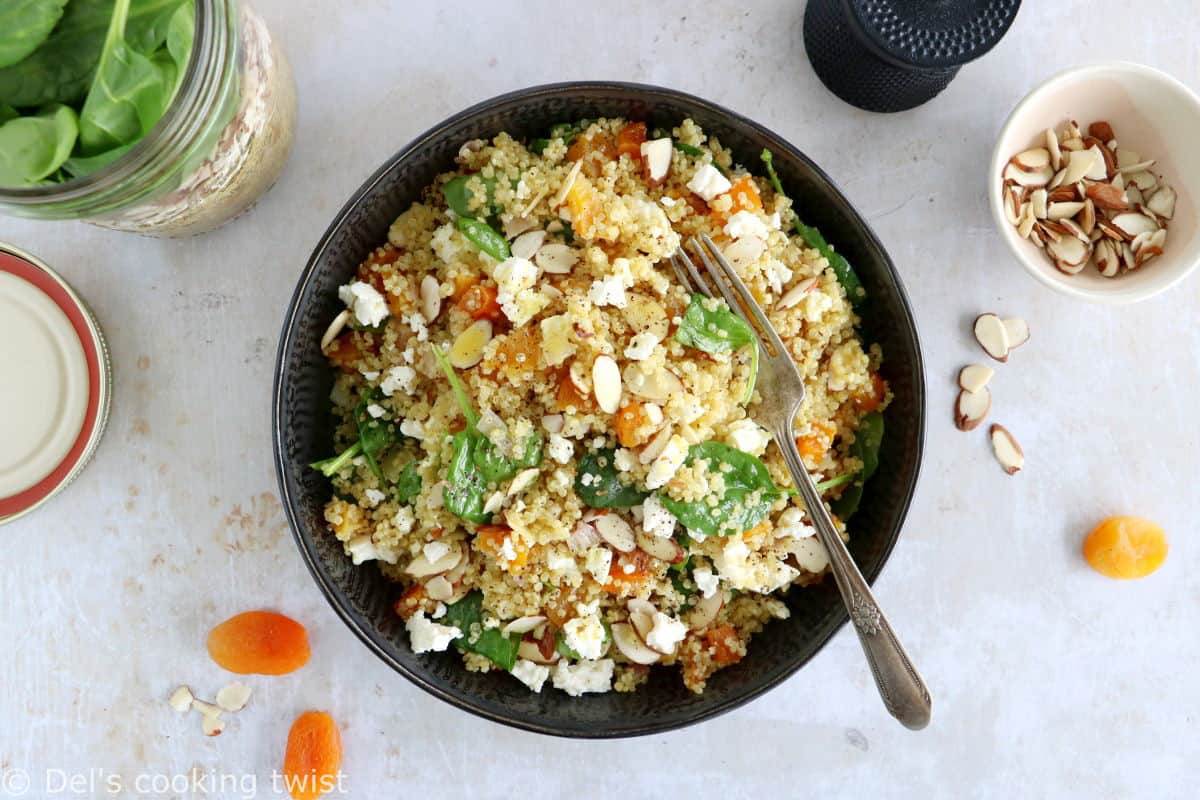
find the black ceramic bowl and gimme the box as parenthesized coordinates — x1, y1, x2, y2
(273, 82, 925, 738)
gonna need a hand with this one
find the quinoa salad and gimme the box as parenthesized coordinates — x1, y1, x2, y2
(313, 117, 888, 696)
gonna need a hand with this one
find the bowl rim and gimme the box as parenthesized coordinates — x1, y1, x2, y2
(988, 60, 1200, 305)
(272, 80, 926, 738)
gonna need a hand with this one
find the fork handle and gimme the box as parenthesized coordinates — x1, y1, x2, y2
(775, 423, 932, 730)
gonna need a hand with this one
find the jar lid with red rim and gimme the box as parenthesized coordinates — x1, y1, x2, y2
(0, 243, 111, 526)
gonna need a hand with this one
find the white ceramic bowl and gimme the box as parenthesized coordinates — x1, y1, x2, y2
(990, 62, 1200, 304)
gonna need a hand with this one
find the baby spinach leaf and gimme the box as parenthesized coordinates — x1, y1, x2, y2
(473, 432, 541, 484)
(832, 412, 884, 520)
(675, 293, 759, 404)
(761, 148, 865, 306)
(62, 141, 131, 177)
(78, 0, 173, 155)
(444, 174, 496, 219)
(441, 591, 520, 671)
(444, 429, 490, 524)
(528, 137, 551, 154)
(165, 0, 194, 72)
(0, 0, 68, 69)
(456, 216, 510, 261)
(353, 390, 395, 484)
(0, 0, 186, 108)
(0, 104, 17, 123)
(660, 441, 789, 537)
(393, 462, 422, 505)
(575, 448, 648, 509)
(0, 103, 78, 186)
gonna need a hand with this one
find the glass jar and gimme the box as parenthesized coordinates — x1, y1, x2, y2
(0, 0, 296, 237)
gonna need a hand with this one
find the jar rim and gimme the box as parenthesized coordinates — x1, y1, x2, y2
(0, 0, 236, 205)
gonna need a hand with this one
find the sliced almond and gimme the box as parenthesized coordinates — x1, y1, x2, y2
(168, 686, 194, 713)
(1016, 203, 1036, 239)
(1078, 199, 1096, 236)
(623, 362, 683, 403)
(191, 699, 222, 719)
(593, 512, 636, 553)
(216, 682, 252, 713)
(424, 574, 454, 602)
(1084, 137, 1116, 178)
(1116, 148, 1141, 169)
(639, 425, 674, 464)
(1085, 182, 1128, 211)
(1122, 241, 1137, 271)
(517, 639, 559, 666)
(510, 229, 546, 261)
(535, 242, 579, 274)
(506, 467, 540, 496)
(320, 310, 351, 352)
(1047, 184, 1079, 203)
(1047, 168, 1067, 190)
(1146, 185, 1176, 220)
(775, 276, 819, 310)
(1046, 236, 1091, 273)
(1058, 217, 1088, 242)
(1061, 149, 1097, 185)
(611, 622, 661, 665)
(635, 530, 684, 564)
(1004, 162, 1053, 188)
(592, 355, 622, 413)
(503, 214, 539, 239)
(405, 542, 463, 578)
(955, 387, 991, 431)
(1030, 188, 1048, 219)
(1110, 212, 1159, 238)
(973, 313, 1010, 362)
(1118, 159, 1156, 175)
(1087, 121, 1115, 142)
(1002, 317, 1030, 349)
(989, 424, 1024, 475)
(551, 160, 582, 209)
(1047, 201, 1084, 220)
(202, 715, 226, 737)
(1003, 186, 1021, 225)
(957, 364, 994, 393)
(1096, 218, 1131, 241)
(1045, 128, 1063, 171)
(687, 591, 724, 630)
(1094, 239, 1120, 277)
(449, 319, 493, 369)
(502, 615, 548, 636)
(1125, 184, 1144, 207)
(1129, 170, 1158, 192)
(1082, 145, 1109, 181)
(1011, 147, 1051, 171)
(641, 138, 673, 183)
(627, 598, 657, 642)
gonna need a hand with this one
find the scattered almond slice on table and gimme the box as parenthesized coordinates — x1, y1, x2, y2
(988, 424, 1024, 475)
(957, 364, 994, 393)
(955, 385, 991, 431)
(1001, 120, 1176, 276)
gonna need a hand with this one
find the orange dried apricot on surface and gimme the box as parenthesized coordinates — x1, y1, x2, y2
(207, 611, 311, 675)
(475, 524, 529, 573)
(283, 711, 342, 800)
(456, 282, 504, 322)
(615, 402, 652, 447)
(703, 624, 743, 666)
(616, 121, 648, 159)
(711, 175, 763, 226)
(1082, 516, 1168, 580)
(565, 175, 600, 237)
(483, 327, 540, 380)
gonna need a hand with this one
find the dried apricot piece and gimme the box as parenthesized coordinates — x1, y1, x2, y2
(711, 175, 763, 226)
(616, 121, 648, 158)
(456, 282, 504, 322)
(283, 711, 342, 800)
(615, 402, 652, 447)
(207, 611, 311, 675)
(1083, 516, 1168, 579)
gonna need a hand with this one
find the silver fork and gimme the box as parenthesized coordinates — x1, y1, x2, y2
(671, 235, 931, 731)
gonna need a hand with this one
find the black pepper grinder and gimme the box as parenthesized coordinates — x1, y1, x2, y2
(804, 0, 1022, 113)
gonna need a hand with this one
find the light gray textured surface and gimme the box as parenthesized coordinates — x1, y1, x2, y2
(2, 1, 1197, 797)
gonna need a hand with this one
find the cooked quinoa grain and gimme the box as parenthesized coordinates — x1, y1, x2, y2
(313, 118, 889, 695)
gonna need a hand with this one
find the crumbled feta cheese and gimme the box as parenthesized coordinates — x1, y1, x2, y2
(723, 210, 770, 241)
(687, 163, 732, 202)
(765, 259, 793, 294)
(624, 331, 660, 361)
(494, 256, 547, 326)
(645, 434, 688, 489)
(394, 506, 415, 533)
(406, 612, 462, 653)
(563, 614, 606, 660)
(511, 659, 550, 692)
(359, 368, 380, 381)
(551, 659, 614, 696)
(363, 488, 386, 508)
(423, 541, 450, 563)
(346, 535, 380, 565)
(500, 537, 518, 562)
(338, 281, 389, 328)
(405, 313, 429, 342)
(431, 602, 447, 619)
(380, 365, 417, 397)
(614, 448, 637, 473)
(641, 493, 676, 539)
(547, 550, 578, 574)
(540, 314, 577, 366)
(693, 567, 720, 599)
(585, 547, 613, 582)
(643, 403, 663, 425)
(775, 506, 815, 539)
(645, 612, 688, 655)
(548, 434, 574, 464)
(400, 419, 425, 440)
(660, 196, 676, 207)
(716, 538, 800, 592)
(767, 211, 782, 229)
(366, 403, 387, 419)
(587, 258, 635, 309)
(725, 419, 773, 457)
